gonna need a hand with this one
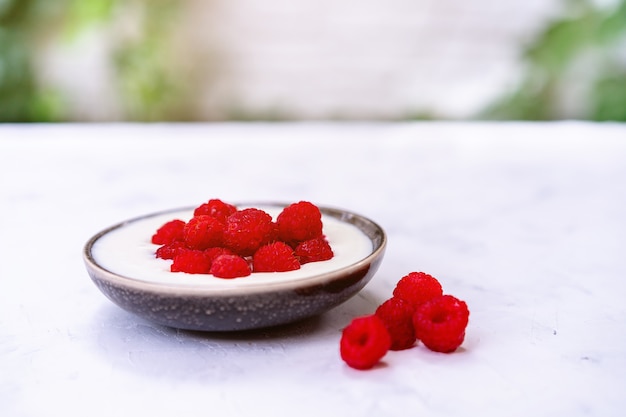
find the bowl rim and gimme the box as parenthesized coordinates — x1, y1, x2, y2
(83, 202, 387, 297)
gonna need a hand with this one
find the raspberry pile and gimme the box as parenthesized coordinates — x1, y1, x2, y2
(151, 199, 334, 279)
(340, 272, 470, 370)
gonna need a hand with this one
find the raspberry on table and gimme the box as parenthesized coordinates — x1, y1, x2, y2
(183, 215, 225, 250)
(375, 297, 417, 351)
(392, 272, 443, 309)
(294, 237, 334, 264)
(151, 219, 186, 245)
(170, 250, 212, 274)
(209, 254, 252, 279)
(412, 294, 470, 353)
(193, 199, 237, 223)
(253, 242, 301, 272)
(340, 315, 391, 370)
(223, 208, 275, 256)
(276, 201, 324, 243)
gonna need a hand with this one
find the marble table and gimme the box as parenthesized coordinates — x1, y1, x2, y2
(1, 122, 625, 417)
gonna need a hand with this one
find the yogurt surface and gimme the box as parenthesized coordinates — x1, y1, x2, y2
(92, 207, 373, 288)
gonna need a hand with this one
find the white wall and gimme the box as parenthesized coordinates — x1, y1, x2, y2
(40, 0, 563, 121)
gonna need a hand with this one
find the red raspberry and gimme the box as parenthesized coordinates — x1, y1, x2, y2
(253, 242, 301, 272)
(209, 254, 252, 279)
(340, 315, 391, 370)
(155, 241, 188, 260)
(392, 272, 443, 309)
(151, 219, 185, 245)
(223, 208, 275, 256)
(276, 201, 323, 243)
(375, 297, 416, 350)
(294, 237, 334, 264)
(412, 295, 469, 353)
(193, 199, 237, 223)
(170, 250, 212, 274)
(183, 215, 225, 250)
(204, 247, 236, 264)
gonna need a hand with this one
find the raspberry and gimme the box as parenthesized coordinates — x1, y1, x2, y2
(152, 200, 336, 278)
(171, 250, 212, 274)
(392, 272, 443, 309)
(155, 241, 188, 260)
(223, 208, 275, 256)
(204, 247, 236, 264)
(375, 297, 416, 350)
(253, 242, 301, 272)
(340, 315, 391, 370)
(209, 254, 251, 279)
(151, 219, 186, 245)
(276, 201, 323, 243)
(193, 199, 237, 223)
(294, 237, 334, 264)
(183, 215, 225, 250)
(412, 295, 469, 353)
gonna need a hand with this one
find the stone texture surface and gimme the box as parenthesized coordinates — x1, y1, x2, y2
(2, 122, 625, 417)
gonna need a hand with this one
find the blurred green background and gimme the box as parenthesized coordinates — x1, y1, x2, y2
(1, 0, 625, 122)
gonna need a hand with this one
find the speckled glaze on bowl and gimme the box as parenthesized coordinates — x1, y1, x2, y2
(83, 203, 386, 331)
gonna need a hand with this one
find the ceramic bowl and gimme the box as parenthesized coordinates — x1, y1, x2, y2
(83, 203, 386, 331)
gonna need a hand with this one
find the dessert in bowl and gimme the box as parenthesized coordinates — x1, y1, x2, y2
(83, 202, 386, 331)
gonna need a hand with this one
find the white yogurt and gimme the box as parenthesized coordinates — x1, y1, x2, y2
(92, 208, 373, 287)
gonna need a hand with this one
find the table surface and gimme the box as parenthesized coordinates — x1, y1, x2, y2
(1, 122, 625, 417)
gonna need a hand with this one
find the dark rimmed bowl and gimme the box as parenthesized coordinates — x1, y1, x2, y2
(83, 203, 386, 331)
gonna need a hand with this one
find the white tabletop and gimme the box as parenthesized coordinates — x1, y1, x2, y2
(1, 122, 625, 417)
